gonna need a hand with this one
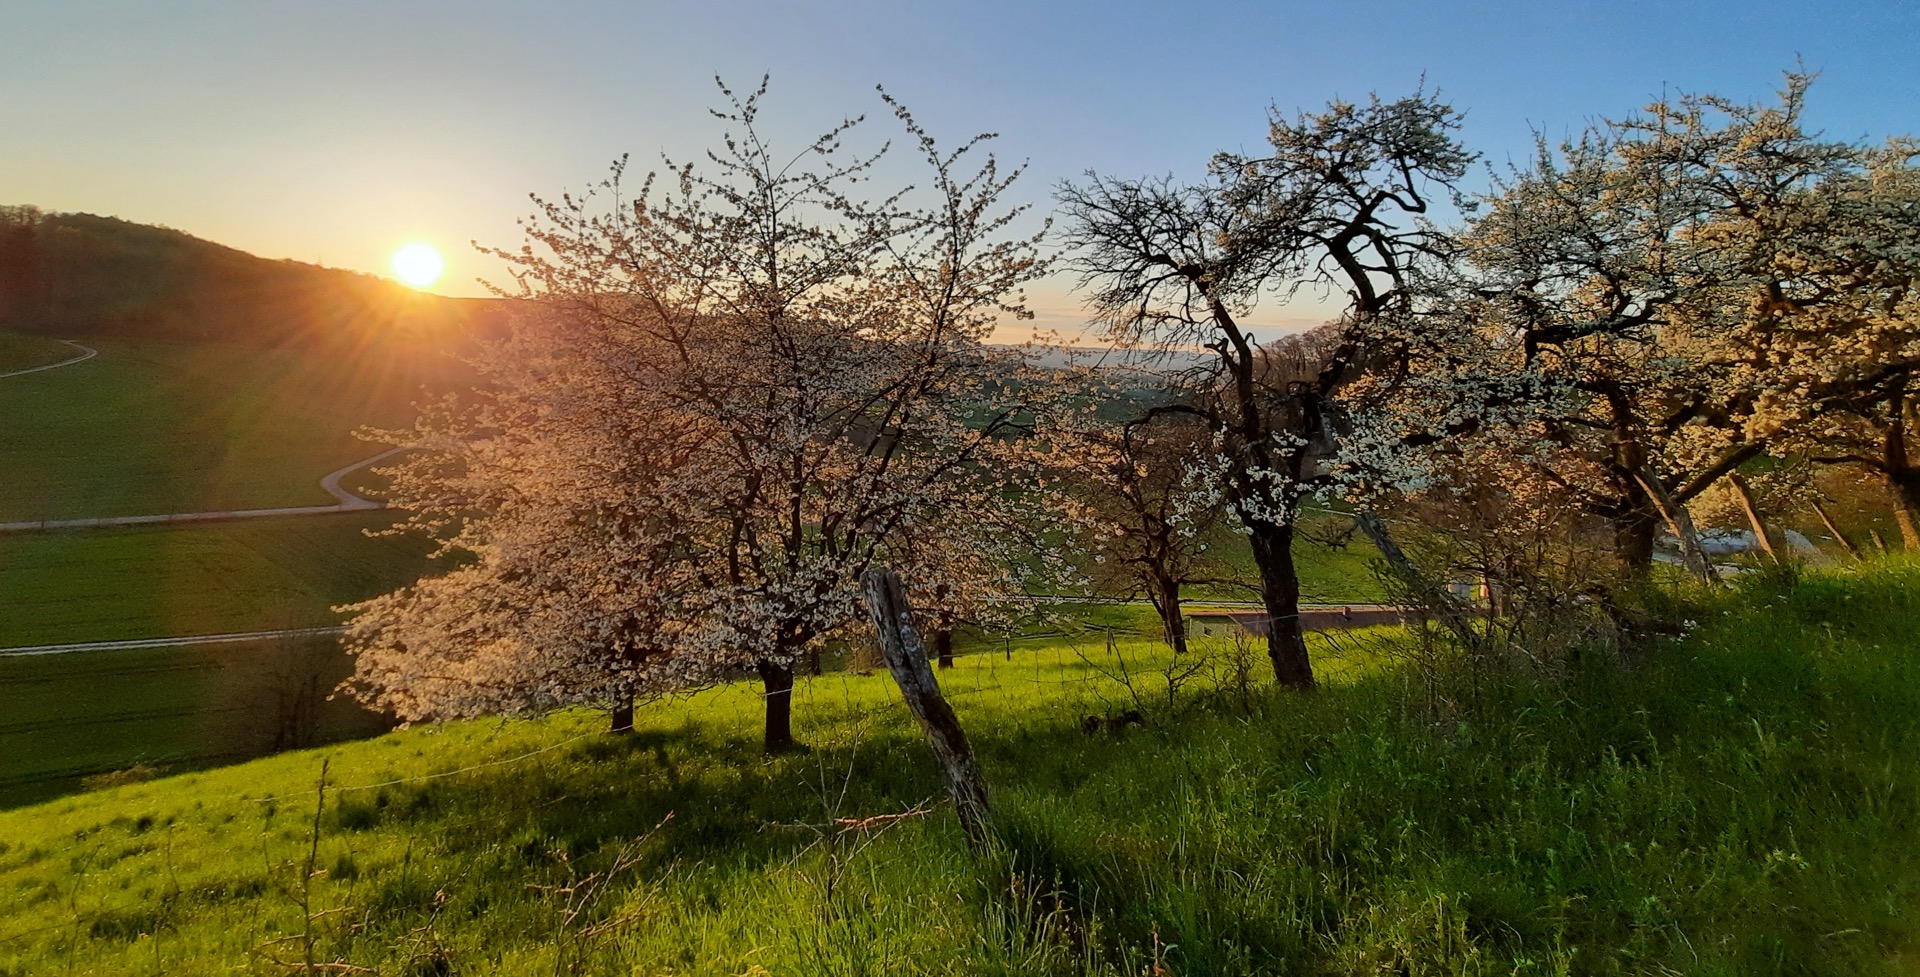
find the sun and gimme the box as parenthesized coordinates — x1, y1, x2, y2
(390, 242, 445, 289)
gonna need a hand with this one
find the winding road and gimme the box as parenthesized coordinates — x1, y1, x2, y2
(3, 337, 404, 532)
(0, 627, 347, 658)
(0, 340, 96, 378)
(0, 447, 406, 533)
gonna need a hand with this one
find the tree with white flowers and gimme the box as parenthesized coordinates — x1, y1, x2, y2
(1058, 90, 1475, 688)
(343, 315, 710, 730)
(346, 80, 1046, 750)
(1427, 74, 1906, 579)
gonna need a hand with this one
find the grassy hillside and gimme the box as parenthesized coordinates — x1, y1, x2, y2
(0, 636, 390, 807)
(0, 331, 76, 374)
(0, 512, 439, 647)
(0, 512, 441, 801)
(3, 563, 1916, 975)
(0, 335, 473, 520)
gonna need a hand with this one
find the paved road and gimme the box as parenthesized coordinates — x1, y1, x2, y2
(0, 627, 347, 658)
(0, 340, 96, 378)
(0, 447, 407, 533)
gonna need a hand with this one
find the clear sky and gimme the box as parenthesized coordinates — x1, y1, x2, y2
(5, 1, 1915, 338)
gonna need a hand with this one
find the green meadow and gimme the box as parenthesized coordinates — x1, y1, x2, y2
(0, 333, 469, 520)
(0, 636, 390, 807)
(0, 512, 441, 803)
(0, 514, 1372, 808)
(0, 331, 77, 374)
(0, 512, 439, 647)
(2, 562, 1916, 975)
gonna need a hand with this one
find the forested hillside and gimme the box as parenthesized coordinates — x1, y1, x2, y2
(0, 207, 503, 346)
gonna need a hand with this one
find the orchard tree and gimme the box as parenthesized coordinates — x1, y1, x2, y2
(1058, 91, 1474, 688)
(353, 79, 1048, 752)
(1031, 369, 1234, 656)
(1441, 75, 1868, 581)
(1725, 139, 1920, 545)
(343, 318, 710, 730)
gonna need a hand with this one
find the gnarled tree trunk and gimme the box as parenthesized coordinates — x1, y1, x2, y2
(1888, 472, 1920, 551)
(1148, 571, 1189, 658)
(757, 660, 796, 753)
(1613, 505, 1659, 582)
(1248, 521, 1314, 689)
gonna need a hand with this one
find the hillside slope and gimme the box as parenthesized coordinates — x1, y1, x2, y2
(0, 333, 477, 519)
(2, 565, 1916, 975)
(0, 206, 503, 347)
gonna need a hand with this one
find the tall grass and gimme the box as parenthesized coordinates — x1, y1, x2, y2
(2, 562, 1917, 974)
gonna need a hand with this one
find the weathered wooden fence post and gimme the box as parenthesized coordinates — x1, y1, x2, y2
(860, 566, 994, 853)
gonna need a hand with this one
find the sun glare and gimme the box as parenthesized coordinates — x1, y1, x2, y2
(390, 242, 445, 289)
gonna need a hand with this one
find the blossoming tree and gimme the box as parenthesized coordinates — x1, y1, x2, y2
(1057, 91, 1474, 688)
(348, 80, 1046, 750)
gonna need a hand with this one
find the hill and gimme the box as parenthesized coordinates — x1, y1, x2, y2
(0, 332, 478, 520)
(3, 564, 1917, 975)
(0, 206, 504, 347)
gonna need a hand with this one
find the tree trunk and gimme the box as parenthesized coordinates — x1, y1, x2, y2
(1727, 472, 1783, 562)
(1246, 520, 1314, 689)
(861, 567, 994, 854)
(932, 584, 955, 669)
(1150, 573, 1189, 657)
(1888, 470, 1920, 551)
(610, 700, 634, 734)
(1613, 506, 1659, 582)
(1882, 391, 1920, 550)
(1633, 469, 1717, 585)
(756, 660, 796, 753)
(1810, 498, 1862, 559)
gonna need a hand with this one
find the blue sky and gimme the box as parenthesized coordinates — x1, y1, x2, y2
(4, 0, 1915, 337)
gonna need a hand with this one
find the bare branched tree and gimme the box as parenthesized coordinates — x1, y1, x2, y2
(1058, 90, 1474, 687)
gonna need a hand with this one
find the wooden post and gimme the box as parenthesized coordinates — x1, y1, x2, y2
(1727, 472, 1783, 562)
(1810, 498, 1862, 559)
(860, 566, 993, 853)
(1633, 470, 1718, 585)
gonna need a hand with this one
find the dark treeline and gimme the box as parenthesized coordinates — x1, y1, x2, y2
(0, 206, 506, 348)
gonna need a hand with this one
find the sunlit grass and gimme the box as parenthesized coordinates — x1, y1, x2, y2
(4, 562, 1918, 974)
